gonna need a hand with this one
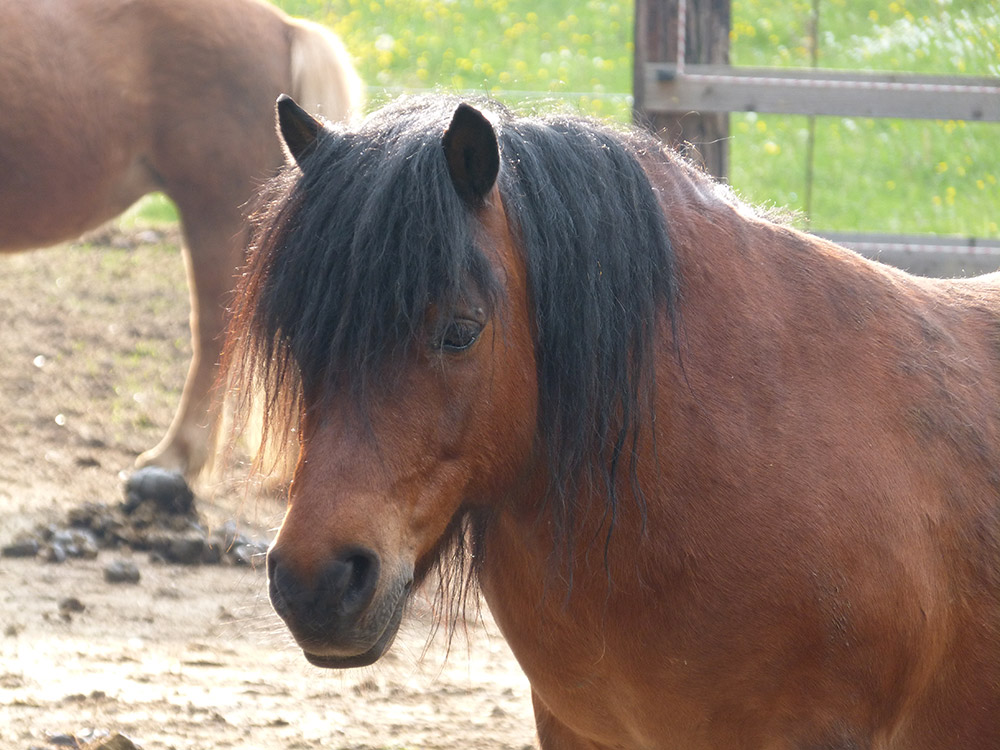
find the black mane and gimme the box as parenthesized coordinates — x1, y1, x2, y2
(232, 95, 678, 554)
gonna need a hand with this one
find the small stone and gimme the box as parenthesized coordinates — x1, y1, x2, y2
(123, 466, 194, 515)
(44, 543, 68, 564)
(104, 559, 141, 584)
(230, 541, 267, 567)
(52, 528, 99, 558)
(58, 597, 86, 615)
(77, 535, 100, 559)
(82, 731, 143, 750)
(135, 229, 161, 245)
(1, 538, 39, 558)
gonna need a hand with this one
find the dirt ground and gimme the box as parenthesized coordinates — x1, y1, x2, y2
(0, 235, 537, 749)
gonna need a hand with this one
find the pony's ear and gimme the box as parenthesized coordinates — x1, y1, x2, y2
(442, 103, 499, 205)
(277, 94, 322, 166)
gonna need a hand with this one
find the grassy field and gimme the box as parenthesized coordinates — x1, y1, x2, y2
(136, 0, 998, 239)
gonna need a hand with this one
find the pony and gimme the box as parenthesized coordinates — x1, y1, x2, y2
(225, 94, 1000, 749)
(0, 0, 362, 485)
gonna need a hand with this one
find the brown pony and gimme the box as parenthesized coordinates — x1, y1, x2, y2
(0, 0, 362, 482)
(226, 95, 1000, 749)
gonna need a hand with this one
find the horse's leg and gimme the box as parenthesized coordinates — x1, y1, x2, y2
(134, 201, 244, 479)
(532, 691, 607, 750)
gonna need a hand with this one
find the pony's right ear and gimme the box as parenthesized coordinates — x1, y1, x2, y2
(277, 94, 323, 166)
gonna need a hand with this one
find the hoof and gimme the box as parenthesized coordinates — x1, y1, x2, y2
(123, 466, 195, 515)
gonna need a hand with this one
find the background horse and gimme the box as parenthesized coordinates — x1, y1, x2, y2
(226, 95, 1000, 749)
(0, 0, 362, 485)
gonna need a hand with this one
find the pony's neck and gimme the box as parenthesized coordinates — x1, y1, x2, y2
(484, 153, 927, 591)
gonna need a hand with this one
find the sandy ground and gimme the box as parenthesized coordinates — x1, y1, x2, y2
(0, 237, 537, 749)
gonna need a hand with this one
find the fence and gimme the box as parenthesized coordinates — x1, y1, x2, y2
(634, 0, 1000, 275)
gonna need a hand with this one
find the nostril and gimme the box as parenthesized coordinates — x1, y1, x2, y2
(266, 551, 293, 618)
(340, 549, 380, 611)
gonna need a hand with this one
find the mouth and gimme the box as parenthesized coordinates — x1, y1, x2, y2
(299, 580, 409, 669)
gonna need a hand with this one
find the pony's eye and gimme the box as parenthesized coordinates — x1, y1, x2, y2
(432, 319, 483, 353)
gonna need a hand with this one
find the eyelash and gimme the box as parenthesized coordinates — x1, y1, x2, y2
(432, 319, 482, 352)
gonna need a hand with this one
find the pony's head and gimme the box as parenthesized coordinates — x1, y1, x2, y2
(226, 95, 676, 666)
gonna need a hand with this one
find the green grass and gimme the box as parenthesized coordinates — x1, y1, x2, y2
(120, 193, 178, 227)
(135, 0, 999, 238)
(279, 0, 634, 114)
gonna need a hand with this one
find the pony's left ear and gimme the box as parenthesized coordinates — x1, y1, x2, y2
(277, 94, 323, 167)
(442, 103, 499, 205)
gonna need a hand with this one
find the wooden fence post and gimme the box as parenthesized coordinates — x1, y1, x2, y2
(633, 0, 731, 179)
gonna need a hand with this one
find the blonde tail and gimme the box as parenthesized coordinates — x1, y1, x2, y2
(288, 17, 364, 123)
